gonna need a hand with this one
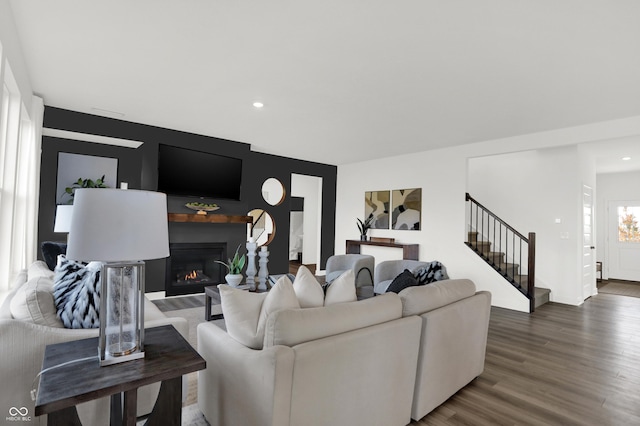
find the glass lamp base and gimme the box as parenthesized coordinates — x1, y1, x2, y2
(99, 347, 145, 366)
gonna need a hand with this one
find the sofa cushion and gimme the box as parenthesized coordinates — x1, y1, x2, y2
(53, 255, 102, 329)
(292, 266, 325, 308)
(412, 261, 448, 285)
(219, 277, 300, 349)
(9, 276, 64, 327)
(28, 260, 55, 280)
(386, 269, 419, 294)
(292, 266, 357, 307)
(40, 241, 68, 271)
(398, 279, 476, 316)
(324, 269, 357, 305)
(263, 293, 403, 348)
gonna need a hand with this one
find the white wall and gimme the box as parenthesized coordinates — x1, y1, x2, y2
(596, 170, 640, 280)
(0, 0, 34, 111)
(336, 116, 640, 312)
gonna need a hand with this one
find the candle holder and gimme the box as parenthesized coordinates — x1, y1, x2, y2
(258, 247, 269, 291)
(245, 240, 258, 291)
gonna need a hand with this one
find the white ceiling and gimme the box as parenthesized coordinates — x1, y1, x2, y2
(8, 0, 640, 169)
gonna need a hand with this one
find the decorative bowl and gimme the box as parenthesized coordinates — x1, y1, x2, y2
(185, 202, 220, 215)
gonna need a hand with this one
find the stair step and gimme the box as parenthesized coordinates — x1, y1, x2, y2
(468, 231, 479, 242)
(512, 275, 527, 286)
(535, 287, 551, 308)
(469, 241, 492, 253)
(485, 251, 505, 262)
(498, 263, 520, 277)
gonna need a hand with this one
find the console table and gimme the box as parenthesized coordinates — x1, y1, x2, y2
(346, 239, 419, 260)
(35, 325, 205, 426)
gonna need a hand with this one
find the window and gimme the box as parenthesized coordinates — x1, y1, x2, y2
(618, 206, 640, 243)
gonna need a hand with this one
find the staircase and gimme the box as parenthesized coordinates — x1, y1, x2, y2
(465, 193, 549, 312)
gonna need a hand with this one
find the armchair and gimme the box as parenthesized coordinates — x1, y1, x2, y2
(325, 254, 374, 287)
(373, 259, 429, 294)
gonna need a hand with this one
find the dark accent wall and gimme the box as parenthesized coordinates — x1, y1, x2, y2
(39, 106, 337, 292)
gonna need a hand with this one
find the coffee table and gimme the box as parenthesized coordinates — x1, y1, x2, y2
(204, 285, 225, 321)
(35, 325, 205, 426)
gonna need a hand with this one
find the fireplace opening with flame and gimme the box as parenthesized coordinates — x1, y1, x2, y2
(178, 269, 212, 284)
(166, 243, 226, 296)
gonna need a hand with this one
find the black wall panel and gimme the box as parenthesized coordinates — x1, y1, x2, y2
(39, 107, 336, 292)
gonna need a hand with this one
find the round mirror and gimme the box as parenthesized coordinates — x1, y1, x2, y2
(262, 178, 285, 206)
(247, 209, 275, 246)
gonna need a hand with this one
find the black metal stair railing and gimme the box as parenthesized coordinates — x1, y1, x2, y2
(465, 193, 537, 312)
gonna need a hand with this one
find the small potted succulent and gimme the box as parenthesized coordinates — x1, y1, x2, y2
(357, 215, 374, 241)
(215, 244, 246, 287)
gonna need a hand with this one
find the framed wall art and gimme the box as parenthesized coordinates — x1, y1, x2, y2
(391, 188, 421, 230)
(365, 190, 390, 229)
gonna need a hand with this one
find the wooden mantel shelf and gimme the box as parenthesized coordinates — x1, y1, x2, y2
(168, 213, 252, 224)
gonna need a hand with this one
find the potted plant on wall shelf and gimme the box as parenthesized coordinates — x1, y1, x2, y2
(215, 244, 246, 287)
(357, 215, 374, 241)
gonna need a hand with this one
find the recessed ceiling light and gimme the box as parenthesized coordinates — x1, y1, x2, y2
(253, 102, 264, 108)
(622, 156, 632, 161)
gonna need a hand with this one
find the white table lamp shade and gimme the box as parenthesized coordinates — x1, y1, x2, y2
(53, 205, 74, 233)
(66, 188, 169, 262)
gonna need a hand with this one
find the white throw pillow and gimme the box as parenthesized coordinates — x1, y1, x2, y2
(324, 269, 357, 305)
(292, 266, 357, 307)
(219, 277, 300, 349)
(292, 266, 325, 308)
(10, 276, 64, 327)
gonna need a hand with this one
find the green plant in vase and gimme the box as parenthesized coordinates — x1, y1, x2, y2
(357, 215, 374, 241)
(215, 244, 246, 287)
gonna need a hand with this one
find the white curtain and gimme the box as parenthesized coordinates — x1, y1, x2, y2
(0, 89, 44, 293)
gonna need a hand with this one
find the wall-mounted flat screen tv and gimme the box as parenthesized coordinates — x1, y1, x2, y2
(157, 144, 242, 200)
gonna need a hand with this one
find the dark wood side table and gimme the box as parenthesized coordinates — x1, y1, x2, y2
(35, 325, 205, 426)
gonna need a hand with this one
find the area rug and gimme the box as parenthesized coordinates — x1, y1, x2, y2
(598, 281, 640, 298)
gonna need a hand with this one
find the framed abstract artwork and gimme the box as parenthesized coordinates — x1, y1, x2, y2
(365, 190, 391, 229)
(391, 188, 421, 230)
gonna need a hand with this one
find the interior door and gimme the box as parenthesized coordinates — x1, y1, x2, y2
(582, 185, 595, 300)
(608, 200, 640, 281)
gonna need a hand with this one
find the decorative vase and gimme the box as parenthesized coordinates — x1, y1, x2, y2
(360, 234, 368, 241)
(225, 273, 244, 288)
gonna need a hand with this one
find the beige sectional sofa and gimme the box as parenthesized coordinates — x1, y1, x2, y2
(399, 279, 492, 420)
(0, 261, 189, 426)
(197, 278, 491, 425)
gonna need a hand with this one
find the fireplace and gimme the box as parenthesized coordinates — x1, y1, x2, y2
(165, 243, 226, 296)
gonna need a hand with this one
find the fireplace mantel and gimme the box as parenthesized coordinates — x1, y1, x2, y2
(168, 213, 252, 224)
